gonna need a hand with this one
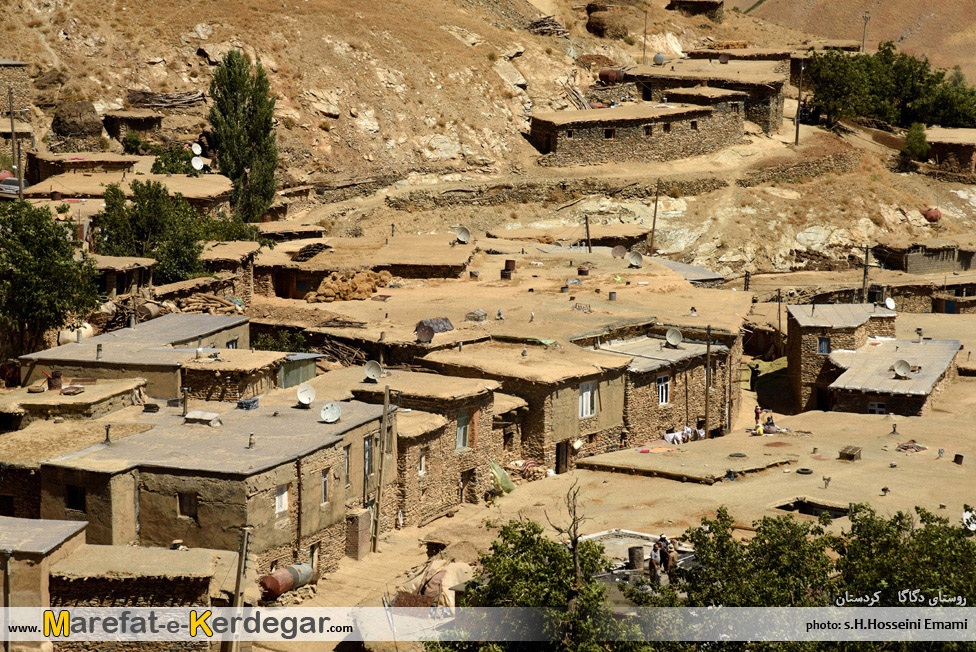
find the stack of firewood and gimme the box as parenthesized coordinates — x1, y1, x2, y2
(177, 293, 243, 315)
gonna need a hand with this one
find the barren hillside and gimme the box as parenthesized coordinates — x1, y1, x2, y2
(731, 0, 976, 81)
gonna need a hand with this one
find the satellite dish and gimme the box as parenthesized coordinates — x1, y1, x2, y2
(364, 360, 383, 382)
(627, 251, 643, 268)
(191, 157, 204, 171)
(320, 402, 342, 424)
(719, 53, 730, 64)
(611, 245, 627, 259)
(665, 327, 683, 347)
(653, 53, 665, 65)
(296, 384, 315, 407)
(416, 322, 435, 343)
(893, 359, 912, 379)
(884, 297, 896, 311)
(964, 510, 976, 532)
(456, 226, 472, 244)
(572, 438, 583, 451)
(191, 143, 202, 156)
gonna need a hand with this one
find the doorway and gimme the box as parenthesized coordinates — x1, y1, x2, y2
(460, 469, 475, 502)
(816, 387, 831, 411)
(555, 442, 570, 474)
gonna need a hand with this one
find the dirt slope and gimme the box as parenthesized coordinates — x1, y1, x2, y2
(731, 0, 976, 81)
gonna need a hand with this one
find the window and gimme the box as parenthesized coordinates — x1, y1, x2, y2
(868, 402, 886, 415)
(344, 445, 351, 485)
(503, 431, 514, 451)
(65, 485, 86, 513)
(296, 279, 308, 294)
(364, 436, 375, 476)
(275, 484, 289, 514)
(0, 495, 14, 517)
(321, 470, 330, 504)
(663, 123, 672, 134)
(456, 409, 471, 449)
(657, 375, 670, 405)
(578, 382, 596, 418)
(817, 337, 831, 354)
(690, 120, 698, 131)
(565, 129, 574, 139)
(732, 103, 740, 114)
(226, 338, 238, 349)
(177, 492, 198, 519)
(418, 448, 427, 476)
(643, 124, 653, 136)
(604, 128, 616, 139)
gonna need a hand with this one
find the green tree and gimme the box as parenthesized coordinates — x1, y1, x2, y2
(807, 49, 867, 125)
(150, 145, 200, 176)
(902, 123, 930, 162)
(0, 201, 100, 356)
(209, 49, 278, 222)
(252, 330, 310, 353)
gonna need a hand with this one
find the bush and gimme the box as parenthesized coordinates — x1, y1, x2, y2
(902, 122, 931, 161)
(252, 330, 310, 353)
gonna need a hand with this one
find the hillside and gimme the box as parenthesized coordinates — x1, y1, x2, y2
(732, 0, 976, 81)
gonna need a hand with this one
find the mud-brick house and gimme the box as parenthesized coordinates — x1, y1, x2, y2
(666, 0, 724, 22)
(787, 303, 897, 412)
(39, 399, 397, 576)
(599, 334, 734, 444)
(423, 342, 630, 473)
(825, 338, 959, 416)
(349, 369, 503, 528)
(0, 377, 146, 432)
(201, 241, 260, 307)
(26, 151, 140, 184)
(102, 109, 163, 141)
(872, 236, 976, 275)
(90, 254, 156, 299)
(623, 60, 786, 134)
(0, 58, 29, 116)
(924, 127, 976, 173)
(529, 102, 743, 166)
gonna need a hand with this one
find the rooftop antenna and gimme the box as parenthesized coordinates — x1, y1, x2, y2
(364, 360, 383, 384)
(104, 424, 112, 445)
(627, 251, 643, 268)
(191, 157, 205, 171)
(611, 245, 627, 259)
(320, 402, 342, 424)
(191, 143, 203, 156)
(296, 384, 315, 409)
(885, 297, 896, 311)
(893, 359, 912, 379)
(665, 327, 683, 348)
(247, 434, 255, 449)
(455, 225, 472, 245)
(915, 327, 923, 343)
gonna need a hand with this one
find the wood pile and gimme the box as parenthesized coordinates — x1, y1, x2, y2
(177, 293, 243, 315)
(505, 460, 548, 484)
(126, 89, 206, 109)
(305, 270, 392, 303)
(527, 15, 570, 37)
(563, 83, 591, 110)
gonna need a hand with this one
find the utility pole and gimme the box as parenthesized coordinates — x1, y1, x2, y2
(648, 178, 661, 255)
(226, 527, 250, 652)
(744, 270, 751, 291)
(704, 325, 712, 439)
(794, 62, 804, 146)
(861, 12, 871, 53)
(861, 244, 870, 302)
(8, 87, 22, 200)
(370, 386, 391, 553)
(642, 10, 648, 64)
(584, 214, 592, 253)
(777, 288, 783, 357)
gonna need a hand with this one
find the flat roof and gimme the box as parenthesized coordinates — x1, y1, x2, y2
(0, 59, 27, 66)
(45, 400, 384, 476)
(627, 60, 787, 85)
(424, 341, 630, 384)
(486, 224, 650, 243)
(0, 121, 33, 134)
(351, 369, 499, 402)
(829, 338, 961, 396)
(201, 240, 262, 262)
(599, 336, 729, 373)
(102, 109, 162, 119)
(659, 86, 750, 100)
(531, 103, 712, 127)
(925, 127, 976, 146)
(0, 518, 86, 555)
(257, 222, 326, 234)
(494, 392, 528, 413)
(650, 257, 724, 283)
(689, 48, 792, 59)
(21, 314, 249, 366)
(787, 303, 895, 329)
(52, 544, 225, 579)
(31, 152, 141, 164)
(398, 410, 449, 438)
(255, 234, 475, 271)
(0, 419, 153, 466)
(88, 253, 157, 271)
(181, 349, 288, 372)
(23, 173, 233, 201)
(0, 378, 147, 417)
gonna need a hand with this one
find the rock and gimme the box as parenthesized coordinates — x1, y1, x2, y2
(440, 25, 483, 47)
(493, 60, 527, 90)
(197, 42, 233, 65)
(190, 23, 213, 40)
(501, 43, 525, 60)
(421, 134, 462, 160)
(51, 101, 101, 138)
(354, 109, 379, 133)
(258, 53, 278, 72)
(586, 11, 629, 38)
(311, 101, 340, 119)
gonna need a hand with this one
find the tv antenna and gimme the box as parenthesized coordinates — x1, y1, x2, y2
(665, 327, 683, 348)
(191, 143, 203, 156)
(191, 157, 204, 171)
(320, 402, 342, 424)
(456, 226, 472, 244)
(627, 251, 643, 268)
(893, 359, 912, 379)
(884, 297, 896, 311)
(364, 360, 383, 383)
(611, 245, 628, 259)
(296, 384, 315, 408)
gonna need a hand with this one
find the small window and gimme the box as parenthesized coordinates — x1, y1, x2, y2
(587, 433, 597, 444)
(868, 402, 886, 415)
(364, 436, 375, 476)
(818, 337, 831, 354)
(178, 492, 198, 519)
(226, 338, 238, 350)
(643, 125, 653, 136)
(66, 485, 86, 513)
(503, 431, 514, 451)
(565, 129, 574, 139)
(321, 469, 330, 504)
(275, 484, 289, 514)
(579, 381, 596, 418)
(604, 128, 616, 139)
(657, 375, 670, 405)
(690, 120, 698, 131)
(418, 448, 427, 476)
(344, 445, 351, 485)
(296, 280, 308, 294)
(456, 409, 471, 449)
(0, 495, 14, 517)
(663, 123, 672, 134)
(732, 103, 740, 114)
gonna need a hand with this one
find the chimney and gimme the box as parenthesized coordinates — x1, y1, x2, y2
(182, 387, 189, 417)
(96, 343, 103, 360)
(129, 314, 136, 329)
(76, 330, 82, 344)
(104, 424, 112, 445)
(247, 434, 255, 449)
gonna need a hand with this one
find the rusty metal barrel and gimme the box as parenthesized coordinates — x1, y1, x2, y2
(259, 563, 314, 600)
(627, 546, 644, 570)
(500, 269, 513, 280)
(599, 69, 625, 85)
(504, 259, 517, 271)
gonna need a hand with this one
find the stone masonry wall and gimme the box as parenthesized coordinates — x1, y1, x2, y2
(182, 367, 277, 402)
(537, 105, 742, 167)
(641, 80, 782, 133)
(0, 65, 30, 115)
(929, 142, 976, 173)
(0, 465, 40, 518)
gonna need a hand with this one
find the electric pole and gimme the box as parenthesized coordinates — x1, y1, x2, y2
(584, 214, 592, 253)
(8, 86, 23, 200)
(861, 244, 870, 302)
(794, 62, 804, 146)
(648, 178, 660, 255)
(642, 10, 648, 64)
(861, 12, 871, 53)
(704, 325, 712, 439)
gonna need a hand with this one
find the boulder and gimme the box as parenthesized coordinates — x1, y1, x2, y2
(586, 11, 630, 39)
(51, 101, 102, 138)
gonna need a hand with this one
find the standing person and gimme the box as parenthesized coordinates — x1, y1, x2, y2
(649, 543, 662, 585)
(754, 405, 763, 426)
(658, 536, 670, 574)
(749, 363, 760, 391)
(668, 543, 679, 575)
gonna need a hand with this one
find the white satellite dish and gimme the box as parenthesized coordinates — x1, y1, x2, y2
(665, 327, 683, 348)
(893, 359, 912, 379)
(885, 297, 896, 311)
(191, 143, 202, 156)
(296, 384, 315, 407)
(964, 510, 976, 532)
(611, 245, 627, 259)
(191, 157, 205, 171)
(627, 251, 643, 268)
(364, 360, 383, 382)
(456, 226, 472, 244)
(320, 402, 342, 424)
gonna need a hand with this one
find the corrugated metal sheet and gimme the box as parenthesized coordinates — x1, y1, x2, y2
(828, 338, 961, 395)
(787, 304, 895, 329)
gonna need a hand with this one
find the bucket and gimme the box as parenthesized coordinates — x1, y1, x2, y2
(500, 269, 513, 280)
(609, 291, 617, 301)
(48, 371, 63, 392)
(578, 266, 589, 276)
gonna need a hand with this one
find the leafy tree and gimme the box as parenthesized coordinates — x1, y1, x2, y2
(209, 49, 278, 222)
(0, 201, 100, 356)
(902, 123, 930, 162)
(252, 330, 311, 353)
(150, 145, 200, 176)
(806, 49, 867, 125)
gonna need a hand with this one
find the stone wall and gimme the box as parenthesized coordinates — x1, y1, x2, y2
(737, 151, 861, 187)
(929, 142, 976, 173)
(640, 80, 782, 133)
(669, 0, 724, 22)
(0, 464, 40, 518)
(205, 259, 255, 306)
(0, 65, 30, 115)
(830, 359, 955, 416)
(182, 365, 277, 402)
(536, 104, 743, 167)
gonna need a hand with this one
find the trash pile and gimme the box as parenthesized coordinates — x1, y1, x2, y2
(504, 459, 549, 484)
(896, 439, 927, 453)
